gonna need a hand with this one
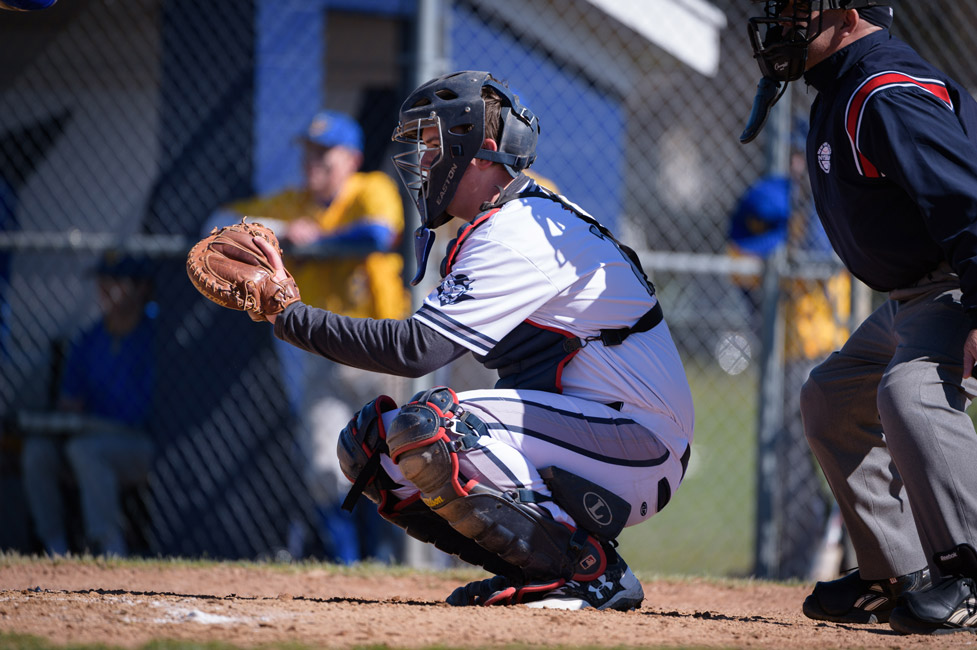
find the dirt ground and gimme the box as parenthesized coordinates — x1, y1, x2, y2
(1, 559, 976, 649)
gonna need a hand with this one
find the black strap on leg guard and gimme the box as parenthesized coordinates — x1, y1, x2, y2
(338, 395, 398, 511)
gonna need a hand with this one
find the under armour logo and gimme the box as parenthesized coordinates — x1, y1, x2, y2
(589, 575, 612, 597)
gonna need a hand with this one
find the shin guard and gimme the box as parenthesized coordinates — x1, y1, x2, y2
(386, 386, 608, 582)
(337, 396, 520, 577)
(383, 497, 522, 579)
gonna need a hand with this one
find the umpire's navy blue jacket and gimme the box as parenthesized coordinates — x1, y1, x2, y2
(805, 29, 977, 326)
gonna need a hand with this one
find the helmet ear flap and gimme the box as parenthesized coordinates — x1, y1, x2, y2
(496, 106, 539, 173)
(480, 80, 540, 174)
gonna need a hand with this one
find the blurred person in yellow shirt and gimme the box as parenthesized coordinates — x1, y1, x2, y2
(230, 111, 407, 319)
(211, 110, 408, 564)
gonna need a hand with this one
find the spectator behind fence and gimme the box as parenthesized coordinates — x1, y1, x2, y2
(21, 253, 156, 557)
(727, 173, 850, 581)
(206, 110, 409, 564)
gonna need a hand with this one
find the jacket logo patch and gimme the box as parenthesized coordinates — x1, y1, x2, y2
(817, 142, 832, 174)
(437, 273, 474, 305)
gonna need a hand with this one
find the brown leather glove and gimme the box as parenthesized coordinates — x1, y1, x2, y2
(186, 218, 300, 322)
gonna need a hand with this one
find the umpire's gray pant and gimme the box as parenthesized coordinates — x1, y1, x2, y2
(800, 265, 977, 580)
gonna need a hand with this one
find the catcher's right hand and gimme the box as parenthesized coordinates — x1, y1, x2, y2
(186, 218, 301, 323)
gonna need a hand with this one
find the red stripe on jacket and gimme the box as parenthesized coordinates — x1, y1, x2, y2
(845, 72, 953, 178)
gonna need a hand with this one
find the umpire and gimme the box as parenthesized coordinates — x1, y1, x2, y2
(744, 0, 977, 635)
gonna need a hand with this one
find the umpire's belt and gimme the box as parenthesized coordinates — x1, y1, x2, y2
(563, 301, 663, 352)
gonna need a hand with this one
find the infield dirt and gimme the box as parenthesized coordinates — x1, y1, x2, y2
(1, 558, 975, 649)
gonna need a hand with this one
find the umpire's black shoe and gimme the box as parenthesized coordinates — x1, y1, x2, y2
(802, 568, 931, 624)
(889, 576, 977, 635)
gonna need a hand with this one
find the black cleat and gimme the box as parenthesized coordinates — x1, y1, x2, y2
(446, 574, 565, 607)
(447, 551, 643, 611)
(889, 576, 977, 635)
(524, 552, 643, 611)
(802, 568, 930, 624)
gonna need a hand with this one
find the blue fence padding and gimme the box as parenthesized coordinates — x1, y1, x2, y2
(324, 0, 415, 15)
(450, 3, 625, 230)
(253, 0, 328, 195)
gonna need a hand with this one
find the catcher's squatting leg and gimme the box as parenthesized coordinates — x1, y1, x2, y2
(337, 387, 630, 601)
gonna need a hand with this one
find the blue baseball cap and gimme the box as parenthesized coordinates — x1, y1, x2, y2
(299, 110, 363, 152)
(729, 175, 791, 257)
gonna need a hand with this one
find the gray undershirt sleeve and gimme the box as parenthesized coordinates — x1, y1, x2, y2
(273, 302, 468, 377)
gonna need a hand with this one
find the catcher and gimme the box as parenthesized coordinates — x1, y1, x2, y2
(188, 71, 694, 610)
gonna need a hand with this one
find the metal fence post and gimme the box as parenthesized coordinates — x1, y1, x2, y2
(753, 84, 791, 578)
(403, 0, 449, 570)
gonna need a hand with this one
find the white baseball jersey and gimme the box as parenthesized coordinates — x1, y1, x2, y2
(383, 180, 695, 527)
(412, 185, 694, 454)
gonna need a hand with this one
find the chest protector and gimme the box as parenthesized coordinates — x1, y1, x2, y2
(439, 177, 662, 394)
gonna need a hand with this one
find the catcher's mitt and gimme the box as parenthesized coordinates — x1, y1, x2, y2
(186, 218, 300, 322)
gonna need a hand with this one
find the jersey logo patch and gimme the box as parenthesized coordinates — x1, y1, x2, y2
(437, 273, 475, 305)
(817, 142, 832, 174)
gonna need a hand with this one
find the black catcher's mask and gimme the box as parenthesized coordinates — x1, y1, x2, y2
(391, 70, 539, 284)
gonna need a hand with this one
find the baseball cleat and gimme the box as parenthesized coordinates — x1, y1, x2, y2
(524, 553, 644, 611)
(889, 576, 977, 635)
(446, 575, 565, 607)
(802, 567, 930, 624)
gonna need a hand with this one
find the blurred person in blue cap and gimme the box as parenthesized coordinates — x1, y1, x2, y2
(727, 171, 851, 581)
(729, 175, 791, 260)
(21, 251, 157, 557)
(728, 175, 792, 317)
(207, 109, 408, 565)
(728, 175, 793, 328)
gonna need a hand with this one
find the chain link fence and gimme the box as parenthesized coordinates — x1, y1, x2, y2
(0, 0, 974, 578)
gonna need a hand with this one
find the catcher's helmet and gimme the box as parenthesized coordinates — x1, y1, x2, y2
(391, 70, 539, 231)
(748, 1, 893, 83)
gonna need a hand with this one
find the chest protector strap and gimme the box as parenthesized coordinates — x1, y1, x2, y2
(440, 176, 662, 393)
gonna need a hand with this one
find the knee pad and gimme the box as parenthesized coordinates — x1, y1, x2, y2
(539, 466, 631, 541)
(337, 395, 398, 509)
(385, 386, 476, 510)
